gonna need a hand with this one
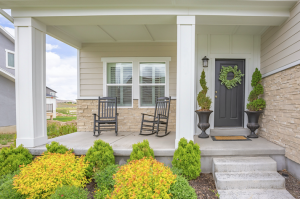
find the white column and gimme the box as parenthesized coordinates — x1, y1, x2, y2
(175, 16, 196, 148)
(15, 18, 48, 147)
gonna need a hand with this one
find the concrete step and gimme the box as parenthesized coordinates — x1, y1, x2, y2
(210, 128, 250, 136)
(215, 171, 285, 190)
(213, 157, 277, 173)
(218, 189, 295, 199)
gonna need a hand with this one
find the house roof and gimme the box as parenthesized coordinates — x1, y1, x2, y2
(0, 25, 14, 43)
(46, 87, 57, 93)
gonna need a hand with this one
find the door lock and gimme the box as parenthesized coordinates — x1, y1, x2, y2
(215, 95, 217, 98)
(215, 91, 217, 93)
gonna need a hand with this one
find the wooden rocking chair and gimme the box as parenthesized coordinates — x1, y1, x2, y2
(92, 97, 118, 136)
(140, 96, 171, 137)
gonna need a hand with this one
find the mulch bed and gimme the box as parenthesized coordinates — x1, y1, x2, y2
(189, 173, 219, 199)
(279, 170, 300, 199)
(86, 180, 96, 199)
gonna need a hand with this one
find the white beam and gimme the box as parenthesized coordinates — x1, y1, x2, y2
(175, 16, 196, 148)
(0, 8, 14, 23)
(15, 18, 48, 147)
(46, 26, 82, 49)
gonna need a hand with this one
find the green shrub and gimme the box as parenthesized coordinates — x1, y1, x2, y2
(0, 171, 25, 199)
(0, 145, 33, 177)
(168, 175, 197, 199)
(94, 165, 119, 199)
(172, 138, 201, 180)
(50, 186, 89, 199)
(197, 70, 212, 110)
(45, 141, 73, 154)
(171, 167, 183, 176)
(128, 140, 154, 162)
(247, 68, 266, 111)
(85, 140, 115, 178)
(47, 123, 77, 139)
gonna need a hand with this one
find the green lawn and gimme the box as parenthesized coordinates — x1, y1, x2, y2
(0, 134, 15, 145)
(53, 116, 77, 122)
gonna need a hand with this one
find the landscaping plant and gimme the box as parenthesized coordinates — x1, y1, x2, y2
(94, 165, 119, 199)
(168, 175, 197, 199)
(247, 68, 266, 111)
(85, 140, 115, 178)
(127, 139, 154, 162)
(47, 123, 77, 139)
(0, 171, 25, 199)
(110, 157, 176, 199)
(50, 185, 89, 199)
(172, 138, 201, 180)
(197, 70, 212, 111)
(45, 141, 73, 154)
(13, 151, 89, 199)
(0, 145, 33, 177)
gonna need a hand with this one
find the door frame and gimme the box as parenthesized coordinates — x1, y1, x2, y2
(214, 59, 245, 128)
(205, 55, 254, 131)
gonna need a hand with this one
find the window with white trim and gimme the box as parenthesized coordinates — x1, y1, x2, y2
(5, 50, 15, 69)
(102, 57, 170, 108)
(107, 62, 133, 107)
(139, 62, 166, 107)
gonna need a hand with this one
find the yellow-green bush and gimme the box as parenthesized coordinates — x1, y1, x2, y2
(13, 151, 90, 199)
(127, 139, 154, 162)
(110, 157, 176, 199)
(0, 145, 33, 177)
(85, 140, 115, 178)
(172, 138, 201, 180)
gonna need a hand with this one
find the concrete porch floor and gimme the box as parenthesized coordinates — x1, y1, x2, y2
(28, 131, 286, 172)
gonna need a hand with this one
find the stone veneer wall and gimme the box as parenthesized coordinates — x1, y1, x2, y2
(258, 65, 300, 164)
(77, 99, 176, 132)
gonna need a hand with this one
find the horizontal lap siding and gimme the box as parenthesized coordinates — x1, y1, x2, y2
(261, 2, 300, 75)
(79, 42, 177, 97)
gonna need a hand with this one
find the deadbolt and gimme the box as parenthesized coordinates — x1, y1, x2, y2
(215, 91, 217, 93)
(215, 95, 217, 98)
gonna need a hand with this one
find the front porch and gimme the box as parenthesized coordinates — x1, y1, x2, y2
(28, 131, 286, 173)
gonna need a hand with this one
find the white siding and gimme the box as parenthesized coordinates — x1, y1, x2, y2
(79, 42, 177, 97)
(261, 1, 300, 75)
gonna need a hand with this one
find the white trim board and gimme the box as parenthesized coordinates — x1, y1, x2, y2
(0, 67, 15, 82)
(262, 60, 300, 78)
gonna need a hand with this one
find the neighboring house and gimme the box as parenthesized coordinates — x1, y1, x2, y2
(46, 87, 57, 119)
(2, 0, 300, 180)
(0, 25, 15, 133)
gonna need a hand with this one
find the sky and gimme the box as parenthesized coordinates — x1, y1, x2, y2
(0, 10, 78, 100)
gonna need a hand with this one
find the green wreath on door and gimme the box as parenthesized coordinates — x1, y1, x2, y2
(219, 65, 244, 89)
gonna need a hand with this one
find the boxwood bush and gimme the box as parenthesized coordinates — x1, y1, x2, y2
(172, 138, 201, 180)
(168, 175, 197, 199)
(128, 139, 154, 162)
(0, 145, 33, 177)
(50, 185, 89, 199)
(84, 140, 115, 178)
(45, 141, 73, 154)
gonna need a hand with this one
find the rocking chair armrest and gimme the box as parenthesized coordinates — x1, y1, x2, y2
(92, 113, 99, 116)
(117, 113, 119, 116)
(158, 114, 168, 118)
(141, 113, 155, 117)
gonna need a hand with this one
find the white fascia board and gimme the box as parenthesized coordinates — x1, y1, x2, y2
(11, 6, 290, 18)
(46, 26, 82, 49)
(0, 68, 15, 82)
(0, 9, 14, 23)
(101, 57, 171, 62)
(0, 25, 14, 43)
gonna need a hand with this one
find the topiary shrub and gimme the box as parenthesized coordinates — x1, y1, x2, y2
(172, 138, 201, 180)
(0, 171, 25, 199)
(50, 186, 89, 199)
(197, 70, 212, 110)
(127, 139, 154, 162)
(110, 157, 176, 199)
(13, 151, 90, 199)
(94, 165, 119, 199)
(168, 175, 197, 199)
(84, 140, 115, 178)
(45, 141, 73, 154)
(247, 68, 266, 111)
(0, 145, 33, 177)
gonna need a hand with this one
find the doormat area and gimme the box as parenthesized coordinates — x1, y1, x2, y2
(211, 136, 252, 141)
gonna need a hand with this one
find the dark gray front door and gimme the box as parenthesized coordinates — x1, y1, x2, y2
(214, 59, 245, 127)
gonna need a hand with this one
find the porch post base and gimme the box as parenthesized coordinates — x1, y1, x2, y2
(16, 136, 48, 148)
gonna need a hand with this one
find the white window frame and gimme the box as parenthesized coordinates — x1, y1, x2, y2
(50, 92, 56, 96)
(5, 49, 15, 69)
(101, 57, 171, 108)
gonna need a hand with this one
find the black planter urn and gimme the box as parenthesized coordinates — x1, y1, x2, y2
(245, 110, 263, 138)
(195, 110, 213, 138)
